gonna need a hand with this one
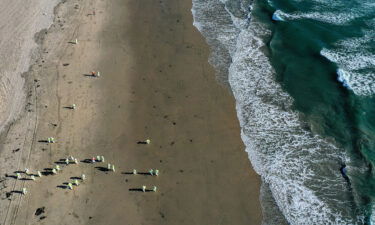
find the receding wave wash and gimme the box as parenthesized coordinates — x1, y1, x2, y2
(192, 0, 375, 224)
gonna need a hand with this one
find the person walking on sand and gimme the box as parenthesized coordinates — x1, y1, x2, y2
(142, 185, 146, 192)
(133, 169, 137, 175)
(37, 171, 42, 177)
(67, 183, 73, 190)
(16, 173, 21, 180)
(22, 188, 27, 195)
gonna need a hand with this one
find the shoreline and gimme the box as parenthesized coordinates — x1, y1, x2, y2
(0, 0, 262, 224)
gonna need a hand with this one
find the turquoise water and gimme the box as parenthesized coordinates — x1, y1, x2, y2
(263, 0, 375, 221)
(192, 0, 375, 223)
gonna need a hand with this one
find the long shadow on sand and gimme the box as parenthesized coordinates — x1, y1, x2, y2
(6, 174, 18, 179)
(83, 74, 96, 77)
(19, 177, 34, 181)
(95, 166, 110, 172)
(129, 188, 153, 192)
(57, 185, 68, 189)
(81, 159, 94, 164)
(122, 172, 152, 176)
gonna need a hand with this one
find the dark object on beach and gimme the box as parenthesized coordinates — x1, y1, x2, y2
(12, 148, 20, 153)
(129, 188, 149, 192)
(5, 174, 16, 179)
(57, 185, 67, 189)
(35, 207, 45, 216)
(137, 141, 147, 144)
(40, 216, 46, 220)
(63, 63, 69, 66)
(95, 166, 110, 172)
(81, 159, 94, 164)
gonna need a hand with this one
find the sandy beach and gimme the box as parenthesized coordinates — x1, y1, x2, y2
(0, 0, 262, 224)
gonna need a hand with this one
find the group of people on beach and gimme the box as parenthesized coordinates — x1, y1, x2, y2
(8, 65, 158, 196)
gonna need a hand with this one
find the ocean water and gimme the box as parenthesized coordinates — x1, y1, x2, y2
(192, 0, 375, 224)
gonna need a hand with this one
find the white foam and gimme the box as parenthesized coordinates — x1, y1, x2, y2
(272, 9, 357, 25)
(230, 22, 362, 224)
(192, 0, 365, 224)
(272, 10, 284, 21)
(191, 0, 240, 85)
(337, 69, 351, 88)
(321, 31, 375, 96)
(270, 0, 375, 26)
(229, 25, 362, 224)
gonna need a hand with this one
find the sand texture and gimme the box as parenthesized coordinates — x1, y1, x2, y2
(0, 0, 60, 133)
(0, 0, 262, 224)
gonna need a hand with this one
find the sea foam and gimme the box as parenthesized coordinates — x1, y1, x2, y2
(321, 33, 375, 96)
(192, 0, 364, 224)
(230, 23, 360, 225)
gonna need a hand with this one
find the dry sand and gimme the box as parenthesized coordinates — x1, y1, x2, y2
(0, 0, 59, 133)
(0, 0, 262, 224)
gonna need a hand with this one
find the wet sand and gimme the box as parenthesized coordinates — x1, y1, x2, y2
(0, 0, 262, 224)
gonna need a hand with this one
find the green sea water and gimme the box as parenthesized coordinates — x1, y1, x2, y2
(258, 0, 375, 221)
(191, 0, 375, 223)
